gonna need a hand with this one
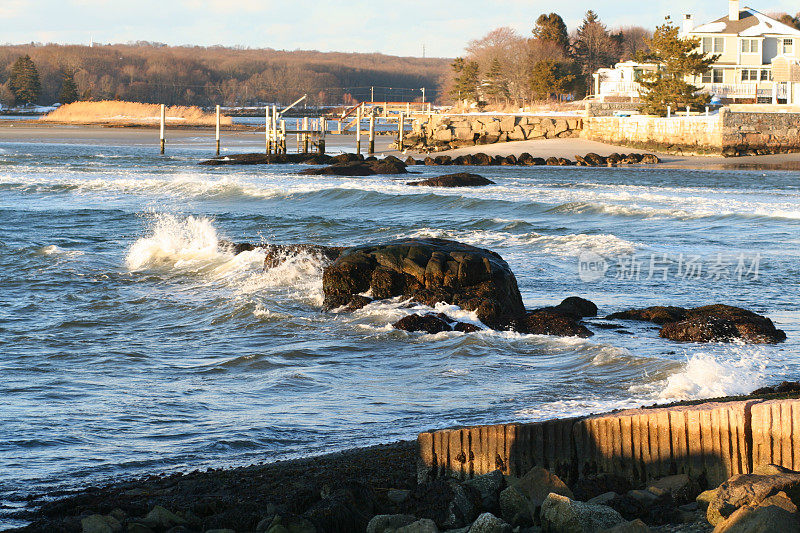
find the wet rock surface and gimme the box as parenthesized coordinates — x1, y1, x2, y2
(607, 304, 786, 343)
(321, 238, 526, 329)
(300, 157, 407, 176)
(406, 173, 495, 187)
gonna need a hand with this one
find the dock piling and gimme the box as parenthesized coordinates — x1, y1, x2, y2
(215, 105, 220, 156)
(398, 112, 405, 150)
(159, 104, 165, 154)
(302, 117, 309, 153)
(368, 113, 375, 155)
(355, 105, 362, 154)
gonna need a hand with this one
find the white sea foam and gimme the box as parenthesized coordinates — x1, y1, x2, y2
(126, 214, 246, 274)
(401, 227, 638, 257)
(125, 214, 328, 306)
(655, 347, 771, 401)
(37, 245, 84, 257)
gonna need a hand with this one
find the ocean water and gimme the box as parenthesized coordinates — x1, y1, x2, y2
(1, 131, 799, 526)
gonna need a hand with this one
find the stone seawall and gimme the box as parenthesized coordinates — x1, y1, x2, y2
(722, 111, 800, 155)
(581, 115, 723, 155)
(404, 114, 583, 152)
(582, 110, 800, 156)
(417, 397, 800, 489)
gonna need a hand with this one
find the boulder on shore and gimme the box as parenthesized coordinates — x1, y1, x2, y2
(607, 304, 786, 343)
(407, 173, 495, 187)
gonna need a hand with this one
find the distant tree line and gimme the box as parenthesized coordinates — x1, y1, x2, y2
(0, 43, 449, 107)
(446, 11, 652, 106)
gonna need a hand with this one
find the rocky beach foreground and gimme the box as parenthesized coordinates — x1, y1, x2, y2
(10, 388, 800, 533)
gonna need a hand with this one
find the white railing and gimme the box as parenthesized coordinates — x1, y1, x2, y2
(598, 81, 642, 97)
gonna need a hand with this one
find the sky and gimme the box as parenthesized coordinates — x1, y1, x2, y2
(1, 0, 798, 57)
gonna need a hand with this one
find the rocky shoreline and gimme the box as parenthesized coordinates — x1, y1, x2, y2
(9, 387, 800, 533)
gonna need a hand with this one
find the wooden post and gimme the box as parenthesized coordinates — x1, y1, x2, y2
(159, 104, 165, 154)
(215, 104, 220, 156)
(319, 117, 326, 154)
(302, 116, 309, 153)
(355, 105, 362, 154)
(398, 111, 405, 150)
(264, 106, 272, 154)
(280, 120, 286, 153)
(296, 118, 301, 153)
(368, 112, 375, 154)
(685, 106, 690, 117)
(272, 105, 278, 154)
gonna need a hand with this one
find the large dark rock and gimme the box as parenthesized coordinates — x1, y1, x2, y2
(407, 173, 495, 188)
(322, 238, 525, 328)
(660, 304, 786, 343)
(300, 157, 407, 176)
(607, 304, 785, 343)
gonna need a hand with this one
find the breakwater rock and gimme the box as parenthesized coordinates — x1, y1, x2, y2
(404, 115, 582, 152)
(300, 156, 407, 176)
(405, 152, 660, 168)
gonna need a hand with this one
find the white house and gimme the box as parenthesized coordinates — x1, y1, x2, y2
(595, 0, 800, 104)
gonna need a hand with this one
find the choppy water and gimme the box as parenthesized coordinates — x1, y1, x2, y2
(1, 131, 799, 527)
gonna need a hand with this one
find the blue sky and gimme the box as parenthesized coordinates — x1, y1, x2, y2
(1, 1, 797, 57)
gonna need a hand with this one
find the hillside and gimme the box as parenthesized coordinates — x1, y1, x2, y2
(0, 43, 450, 107)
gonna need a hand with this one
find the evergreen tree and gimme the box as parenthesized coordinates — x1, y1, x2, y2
(532, 13, 570, 54)
(58, 70, 79, 104)
(529, 59, 576, 100)
(450, 57, 480, 102)
(572, 11, 618, 94)
(637, 18, 717, 115)
(484, 58, 509, 104)
(9, 55, 41, 105)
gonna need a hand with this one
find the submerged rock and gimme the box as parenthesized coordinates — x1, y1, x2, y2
(607, 304, 786, 343)
(322, 238, 525, 329)
(406, 173, 495, 188)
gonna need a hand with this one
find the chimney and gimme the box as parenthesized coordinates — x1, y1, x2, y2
(683, 14, 694, 34)
(729, 0, 740, 21)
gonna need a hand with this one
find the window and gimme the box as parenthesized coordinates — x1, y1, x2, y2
(702, 37, 725, 54)
(783, 38, 794, 55)
(702, 68, 724, 83)
(761, 69, 773, 81)
(741, 69, 760, 81)
(741, 39, 760, 53)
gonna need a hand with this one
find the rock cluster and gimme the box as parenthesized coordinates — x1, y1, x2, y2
(320, 237, 597, 336)
(608, 304, 786, 344)
(403, 152, 659, 167)
(404, 115, 583, 152)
